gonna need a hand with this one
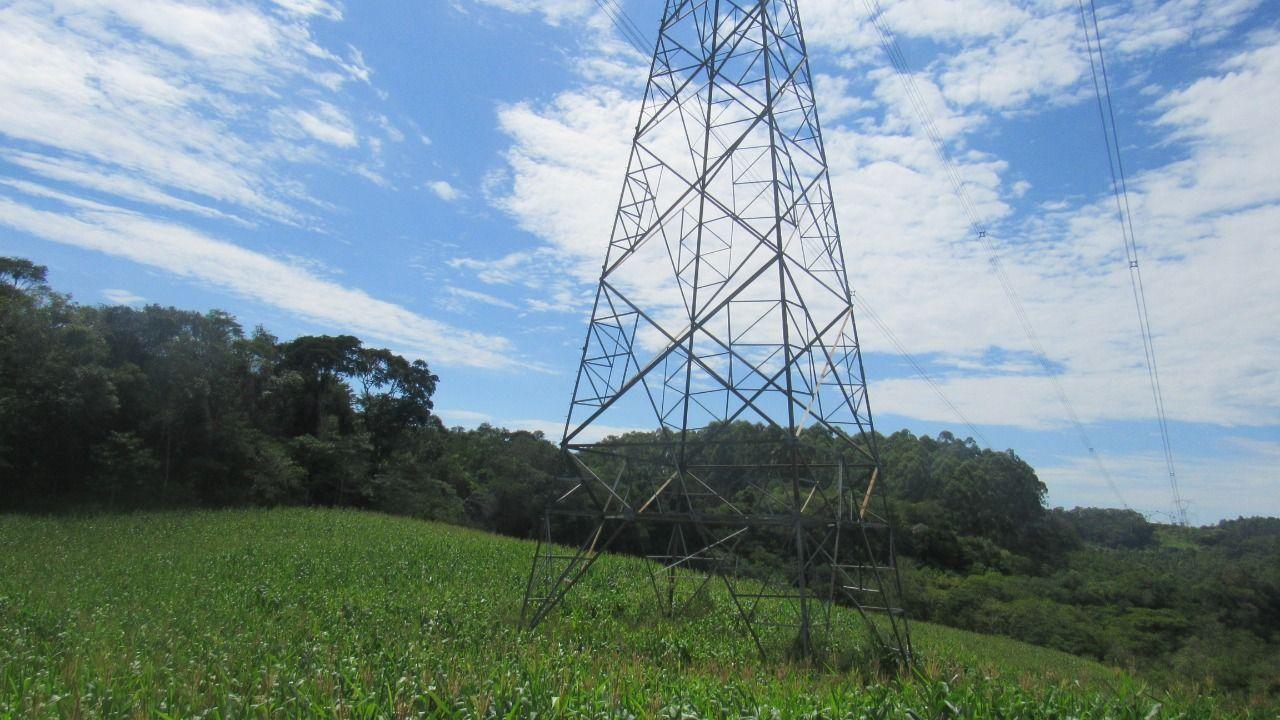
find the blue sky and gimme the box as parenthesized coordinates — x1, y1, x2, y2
(0, 0, 1276, 523)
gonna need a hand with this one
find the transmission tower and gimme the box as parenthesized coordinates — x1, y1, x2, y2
(522, 0, 912, 663)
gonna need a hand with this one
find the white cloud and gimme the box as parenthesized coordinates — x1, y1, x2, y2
(934, 10, 1088, 110)
(102, 288, 145, 305)
(803, 1, 1088, 112)
(1225, 437, 1280, 460)
(427, 180, 464, 202)
(0, 0, 372, 224)
(271, 0, 342, 19)
(448, 248, 587, 314)
(1152, 38, 1280, 210)
(916, 36, 1280, 430)
(470, 0, 593, 26)
(473, 0, 1280, 438)
(438, 86, 639, 315)
(877, 0, 1027, 41)
(353, 164, 390, 187)
(482, 88, 636, 278)
(0, 0, 525, 373)
(1104, 0, 1263, 55)
(442, 285, 519, 311)
(813, 74, 874, 121)
(437, 409, 492, 425)
(870, 69, 985, 139)
(1039, 443, 1280, 525)
(292, 102, 359, 148)
(795, 0, 882, 57)
(798, 0, 1029, 56)
(2, 150, 252, 225)
(377, 114, 406, 143)
(0, 184, 518, 370)
(802, 0, 1262, 114)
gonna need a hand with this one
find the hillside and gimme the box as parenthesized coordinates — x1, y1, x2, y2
(5, 258, 1278, 702)
(0, 509, 1258, 718)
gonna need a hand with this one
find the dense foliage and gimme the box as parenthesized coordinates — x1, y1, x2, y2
(0, 509, 1256, 719)
(2, 256, 469, 519)
(2, 257, 1277, 703)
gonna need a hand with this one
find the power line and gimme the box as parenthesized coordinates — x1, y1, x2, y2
(853, 294, 992, 447)
(591, 0, 650, 56)
(597, 2, 1136, 511)
(610, 0, 651, 52)
(1077, 0, 1186, 525)
(859, 0, 1132, 510)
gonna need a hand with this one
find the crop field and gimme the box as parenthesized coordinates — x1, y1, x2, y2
(0, 509, 1258, 718)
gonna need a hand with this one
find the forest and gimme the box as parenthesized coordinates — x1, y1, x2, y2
(2, 256, 1277, 700)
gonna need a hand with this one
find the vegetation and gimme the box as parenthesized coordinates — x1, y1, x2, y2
(0, 509, 1258, 718)
(2, 255, 1277, 710)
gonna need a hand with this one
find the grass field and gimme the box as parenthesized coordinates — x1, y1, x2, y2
(0, 509, 1257, 718)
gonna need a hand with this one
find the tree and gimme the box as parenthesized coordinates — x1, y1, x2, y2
(1065, 507, 1156, 549)
(0, 259, 117, 502)
(279, 335, 363, 437)
(354, 347, 439, 464)
(943, 451, 1045, 547)
(90, 431, 160, 504)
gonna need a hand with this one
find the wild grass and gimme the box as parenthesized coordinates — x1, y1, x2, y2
(0, 509, 1257, 718)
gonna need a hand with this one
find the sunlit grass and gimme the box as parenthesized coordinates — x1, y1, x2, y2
(0, 509, 1254, 718)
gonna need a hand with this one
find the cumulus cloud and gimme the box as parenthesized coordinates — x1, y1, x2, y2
(427, 180, 464, 202)
(489, 89, 636, 275)
(467, 0, 1279, 438)
(1104, 0, 1263, 55)
(803, 0, 1262, 114)
(934, 11, 1088, 109)
(292, 102, 359, 148)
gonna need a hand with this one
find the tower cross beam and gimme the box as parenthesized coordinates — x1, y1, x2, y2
(526, 0, 914, 664)
(603, 52, 811, 278)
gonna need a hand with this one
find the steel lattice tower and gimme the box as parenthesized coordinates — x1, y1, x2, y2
(522, 0, 912, 663)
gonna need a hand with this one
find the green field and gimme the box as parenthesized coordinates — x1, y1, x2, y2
(0, 509, 1255, 718)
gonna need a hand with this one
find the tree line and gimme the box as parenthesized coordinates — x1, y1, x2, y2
(1, 256, 1276, 699)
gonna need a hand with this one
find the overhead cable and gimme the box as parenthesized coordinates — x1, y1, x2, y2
(603, 0, 1138, 512)
(1077, 0, 1186, 525)
(853, 295, 993, 447)
(860, 0, 1132, 510)
(592, 0, 651, 55)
